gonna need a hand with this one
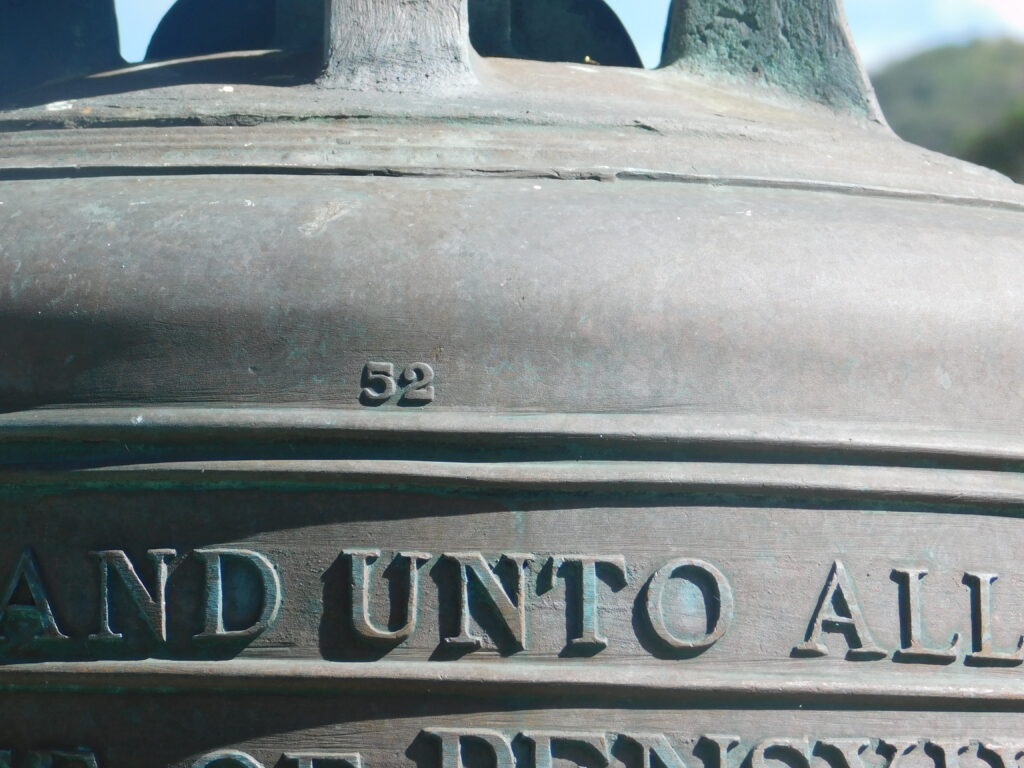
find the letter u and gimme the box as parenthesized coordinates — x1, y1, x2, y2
(347, 550, 429, 645)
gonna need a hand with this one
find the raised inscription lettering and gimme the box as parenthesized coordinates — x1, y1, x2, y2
(192, 752, 361, 768)
(643, 558, 733, 654)
(420, 732, 1024, 768)
(347, 550, 429, 645)
(284, 754, 362, 768)
(192, 752, 264, 768)
(621, 733, 691, 768)
(963, 571, 1024, 666)
(552, 555, 626, 652)
(401, 363, 435, 402)
(89, 549, 176, 643)
(425, 728, 514, 768)
(792, 560, 886, 660)
(194, 548, 282, 642)
(524, 732, 611, 768)
(0, 548, 68, 643)
(361, 362, 435, 405)
(10, 542, 1024, 669)
(892, 567, 961, 663)
(444, 552, 533, 652)
(750, 738, 811, 768)
(12, 738, 1024, 768)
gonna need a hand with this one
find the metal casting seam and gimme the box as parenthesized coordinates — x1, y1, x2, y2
(0, 164, 1020, 213)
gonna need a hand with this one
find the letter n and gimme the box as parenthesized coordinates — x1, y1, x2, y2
(443, 552, 533, 652)
(621, 734, 689, 768)
(89, 549, 177, 642)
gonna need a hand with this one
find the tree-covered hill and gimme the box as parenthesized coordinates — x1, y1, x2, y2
(872, 38, 1024, 182)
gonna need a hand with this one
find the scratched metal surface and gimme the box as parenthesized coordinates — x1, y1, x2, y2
(1, 176, 1023, 423)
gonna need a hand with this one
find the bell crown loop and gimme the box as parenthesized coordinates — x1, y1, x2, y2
(321, 0, 878, 116)
(0, 0, 877, 116)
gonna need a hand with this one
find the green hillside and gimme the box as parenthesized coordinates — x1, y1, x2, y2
(962, 105, 1024, 182)
(871, 38, 1024, 181)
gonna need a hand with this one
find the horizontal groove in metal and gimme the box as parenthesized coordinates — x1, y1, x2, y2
(0, 460, 1008, 508)
(0, 659, 1020, 707)
(3, 407, 1024, 467)
(0, 164, 1021, 213)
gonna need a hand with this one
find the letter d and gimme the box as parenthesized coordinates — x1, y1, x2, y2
(423, 729, 515, 768)
(193, 549, 282, 642)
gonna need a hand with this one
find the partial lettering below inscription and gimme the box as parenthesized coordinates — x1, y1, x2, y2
(47, 732, 1024, 768)
(418, 731, 1024, 768)
(191, 753, 359, 768)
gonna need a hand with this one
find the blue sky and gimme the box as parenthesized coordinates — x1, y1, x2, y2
(115, 0, 1024, 69)
(842, 0, 1024, 69)
(605, 0, 1024, 69)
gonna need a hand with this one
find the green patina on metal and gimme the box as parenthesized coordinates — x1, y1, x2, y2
(662, 0, 880, 116)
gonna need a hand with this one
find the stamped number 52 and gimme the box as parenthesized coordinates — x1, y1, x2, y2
(361, 362, 435, 405)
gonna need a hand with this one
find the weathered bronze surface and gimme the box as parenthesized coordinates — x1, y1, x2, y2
(2, 1, 1024, 766)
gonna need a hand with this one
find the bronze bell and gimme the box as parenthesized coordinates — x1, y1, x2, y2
(1, 0, 1024, 765)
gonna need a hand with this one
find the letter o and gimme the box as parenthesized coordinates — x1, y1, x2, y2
(644, 558, 734, 652)
(192, 751, 265, 768)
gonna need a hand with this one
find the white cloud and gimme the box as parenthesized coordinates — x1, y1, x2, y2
(845, 0, 1024, 68)
(973, 0, 1024, 33)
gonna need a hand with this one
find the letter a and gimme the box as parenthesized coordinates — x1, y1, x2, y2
(792, 560, 885, 660)
(0, 548, 68, 641)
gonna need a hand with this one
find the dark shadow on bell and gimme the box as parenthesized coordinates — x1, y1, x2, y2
(146, 0, 276, 61)
(319, 552, 415, 662)
(814, 741, 890, 768)
(0, 0, 123, 103)
(0, 0, 323, 109)
(695, 736, 741, 768)
(406, 731, 440, 768)
(553, 739, 615, 768)
(470, 0, 642, 68)
(611, 735, 643, 768)
(0, 51, 321, 111)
